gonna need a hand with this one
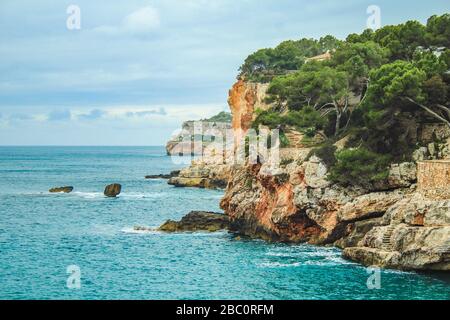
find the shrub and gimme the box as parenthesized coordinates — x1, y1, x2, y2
(252, 110, 283, 129)
(253, 107, 326, 131)
(328, 148, 390, 188)
(284, 106, 327, 129)
(310, 142, 337, 168)
(303, 127, 317, 138)
(279, 131, 290, 148)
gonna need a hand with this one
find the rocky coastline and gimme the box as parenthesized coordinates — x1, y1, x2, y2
(171, 78, 450, 272)
(221, 79, 449, 271)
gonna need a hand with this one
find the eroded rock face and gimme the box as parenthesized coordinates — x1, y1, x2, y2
(104, 184, 121, 197)
(343, 193, 450, 271)
(158, 211, 229, 232)
(337, 191, 404, 223)
(228, 79, 271, 150)
(220, 153, 413, 246)
(221, 157, 343, 243)
(49, 186, 73, 193)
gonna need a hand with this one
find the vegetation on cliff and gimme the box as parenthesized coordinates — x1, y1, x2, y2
(202, 111, 232, 123)
(241, 14, 450, 188)
(239, 36, 341, 82)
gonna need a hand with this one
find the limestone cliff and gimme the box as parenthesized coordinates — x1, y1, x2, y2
(220, 79, 450, 271)
(166, 114, 232, 156)
(228, 79, 271, 149)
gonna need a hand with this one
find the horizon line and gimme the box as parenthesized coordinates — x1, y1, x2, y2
(0, 145, 166, 147)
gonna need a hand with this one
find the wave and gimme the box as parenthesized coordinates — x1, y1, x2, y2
(71, 191, 104, 199)
(266, 246, 339, 258)
(301, 256, 358, 266)
(51, 191, 168, 200)
(381, 269, 416, 275)
(263, 246, 359, 267)
(258, 261, 302, 268)
(120, 227, 159, 234)
(259, 257, 357, 268)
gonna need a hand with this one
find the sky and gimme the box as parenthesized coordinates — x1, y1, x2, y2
(0, 0, 449, 146)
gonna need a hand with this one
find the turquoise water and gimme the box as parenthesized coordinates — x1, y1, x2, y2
(0, 146, 448, 300)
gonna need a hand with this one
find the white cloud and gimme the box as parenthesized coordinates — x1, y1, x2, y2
(123, 6, 160, 33)
(94, 6, 160, 36)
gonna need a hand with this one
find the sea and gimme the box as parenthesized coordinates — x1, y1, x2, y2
(0, 146, 448, 300)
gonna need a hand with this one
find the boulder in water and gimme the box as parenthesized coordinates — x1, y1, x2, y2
(158, 211, 229, 232)
(49, 186, 73, 193)
(104, 184, 122, 197)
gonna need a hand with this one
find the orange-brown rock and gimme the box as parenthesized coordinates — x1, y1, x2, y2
(228, 79, 271, 149)
(220, 163, 323, 242)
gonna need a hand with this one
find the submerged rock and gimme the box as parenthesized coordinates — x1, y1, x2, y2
(49, 186, 74, 193)
(158, 211, 229, 232)
(104, 184, 122, 197)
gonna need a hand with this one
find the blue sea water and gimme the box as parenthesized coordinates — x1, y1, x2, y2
(0, 146, 448, 300)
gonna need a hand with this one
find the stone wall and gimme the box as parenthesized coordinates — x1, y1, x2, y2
(417, 160, 450, 199)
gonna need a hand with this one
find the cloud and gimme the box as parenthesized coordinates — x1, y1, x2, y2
(94, 6, 160, 35)
(125, 107, 167, 117)
(123, 6, 161, 33)
(47, 109, 71, 121)
(9, 113, 33, 121)
(78, 109, 105, 120)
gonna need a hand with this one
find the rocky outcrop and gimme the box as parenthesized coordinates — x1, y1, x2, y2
(49, 186, 73, 193)
(158, 211, 229, 232)
(168, 164, 230, 189)
(104, 184, 121, 197)
(343, 193, 450, 271)
(145, 170, 180, 179)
